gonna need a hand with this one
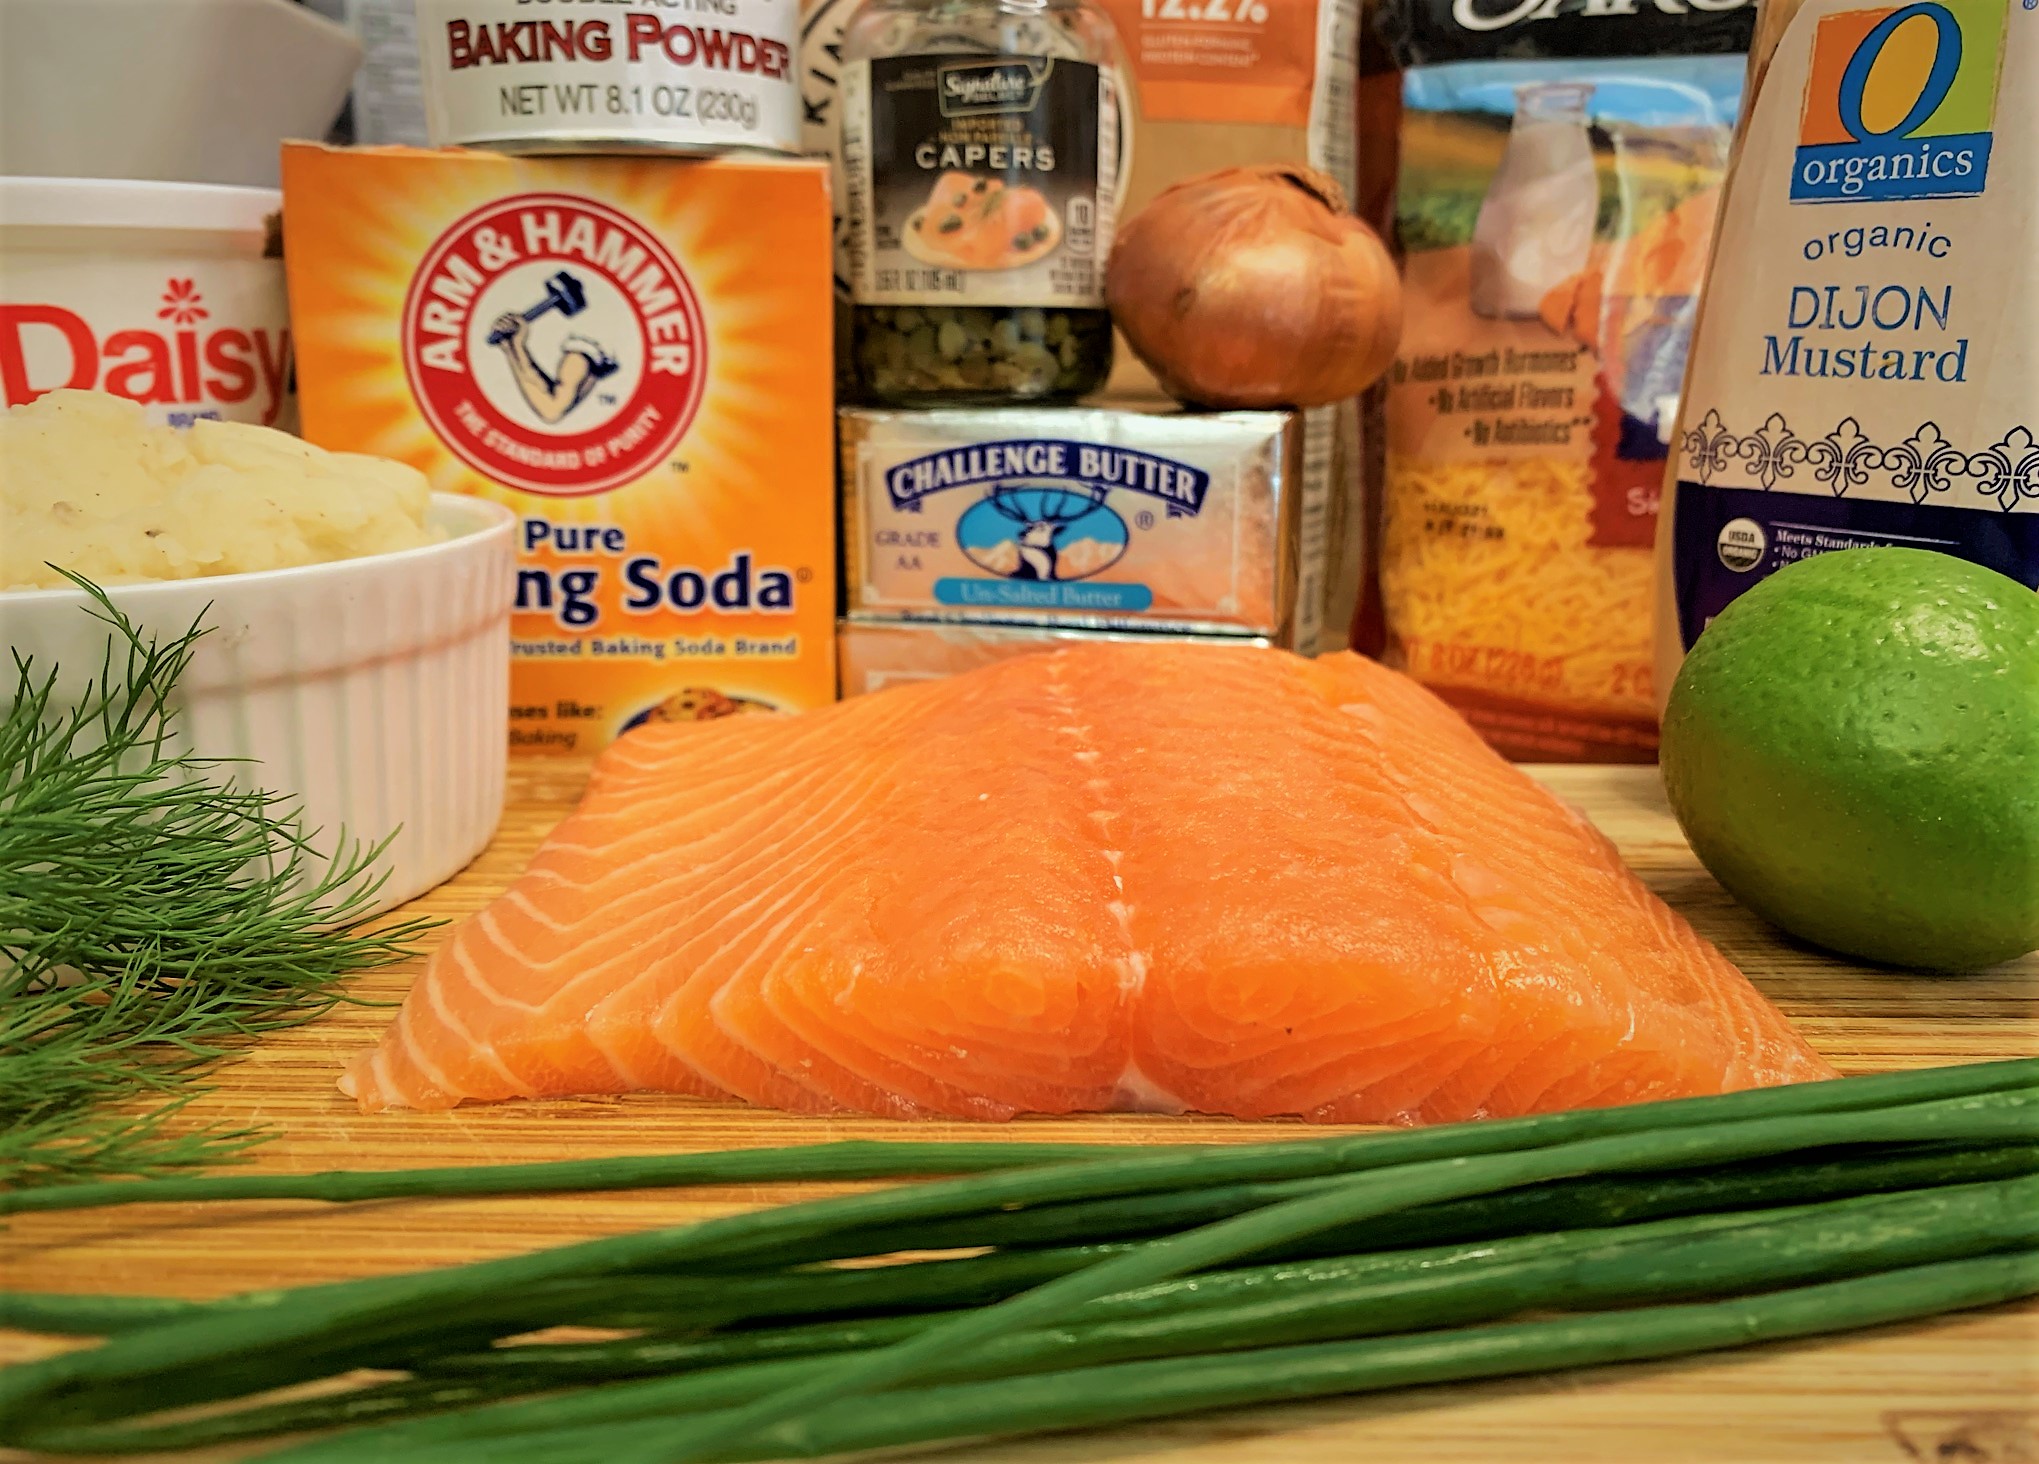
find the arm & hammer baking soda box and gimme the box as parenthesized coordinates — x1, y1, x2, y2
(280, 144, 836, 752)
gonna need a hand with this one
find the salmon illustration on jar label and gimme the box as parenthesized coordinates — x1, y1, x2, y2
(415, 0, 802, 154)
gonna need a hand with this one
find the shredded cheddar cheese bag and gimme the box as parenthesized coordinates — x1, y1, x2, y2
(1371, 1, 1750, 761)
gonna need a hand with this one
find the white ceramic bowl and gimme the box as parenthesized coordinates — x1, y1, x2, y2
(0, 0, 362, 188)
(0, 494, 516, 916)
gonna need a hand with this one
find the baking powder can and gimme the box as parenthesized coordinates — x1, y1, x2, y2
(414, 0, 801, 155)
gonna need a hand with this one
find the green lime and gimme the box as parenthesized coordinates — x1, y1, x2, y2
(1661, 547, 2039, 971)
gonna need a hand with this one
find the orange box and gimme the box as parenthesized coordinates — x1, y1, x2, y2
(281, 143, 836, 753)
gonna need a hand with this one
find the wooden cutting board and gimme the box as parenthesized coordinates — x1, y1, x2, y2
(5, 762, 2036, 1464)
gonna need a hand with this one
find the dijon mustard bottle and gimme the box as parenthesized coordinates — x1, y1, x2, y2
(1653, 0, 2037, 708)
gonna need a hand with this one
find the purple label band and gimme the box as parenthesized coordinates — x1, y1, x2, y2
(1671, 483, 2039, 649)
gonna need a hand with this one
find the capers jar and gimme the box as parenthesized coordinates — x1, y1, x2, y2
(839, 0, 1122, 405)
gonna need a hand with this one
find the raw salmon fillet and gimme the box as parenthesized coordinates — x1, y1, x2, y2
(341, 645, 1834, 1120)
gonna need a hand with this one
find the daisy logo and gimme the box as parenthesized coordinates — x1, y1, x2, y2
(157, 279, 208, 326)
(401, 193, 708, 496)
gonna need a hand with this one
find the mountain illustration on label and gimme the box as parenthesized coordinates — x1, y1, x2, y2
(958, 484, 1127, 582)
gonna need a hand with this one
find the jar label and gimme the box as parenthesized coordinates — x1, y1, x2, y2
(844, 55, 1118, 308)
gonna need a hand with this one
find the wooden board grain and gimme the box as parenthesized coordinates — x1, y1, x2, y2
(5, 762, 2036, 1463)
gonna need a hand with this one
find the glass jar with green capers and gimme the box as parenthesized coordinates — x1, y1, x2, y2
(839, 0, 1122, 405)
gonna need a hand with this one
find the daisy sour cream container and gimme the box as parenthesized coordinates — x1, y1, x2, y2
(0, 178, 294, 429)
(414, 0, 802, 155)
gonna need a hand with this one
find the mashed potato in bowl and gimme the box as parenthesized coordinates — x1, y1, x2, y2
(1, 389, 515, 915)
(1, 390, 444, 591)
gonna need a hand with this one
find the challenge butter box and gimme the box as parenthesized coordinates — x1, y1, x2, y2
(281, 143, 837, 753)
(840, 403, 1343, 645)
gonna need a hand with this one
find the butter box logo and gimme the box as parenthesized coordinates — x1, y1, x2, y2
(881, 437, 1210, 612)
(1792, 0, 2007, 203)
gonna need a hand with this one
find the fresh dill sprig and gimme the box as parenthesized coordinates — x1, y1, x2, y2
(1, 579, 438, 1189)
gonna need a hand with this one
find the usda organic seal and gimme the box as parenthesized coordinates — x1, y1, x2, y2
(1716, 517, 1766, 573)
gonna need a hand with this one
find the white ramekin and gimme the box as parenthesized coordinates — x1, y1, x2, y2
(0, 494, 516, 916)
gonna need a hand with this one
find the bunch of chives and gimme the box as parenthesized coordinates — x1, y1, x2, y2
(1, 1058, 2032, 1461)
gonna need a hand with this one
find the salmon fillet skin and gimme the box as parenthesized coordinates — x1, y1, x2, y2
(341, 645, 1835, 1122)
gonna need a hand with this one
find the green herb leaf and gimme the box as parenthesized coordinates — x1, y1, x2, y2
(0, 577, 437, 1188)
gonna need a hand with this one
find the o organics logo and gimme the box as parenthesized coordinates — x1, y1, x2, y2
(1791, 0, 2007, 203)
(401, 193, 707, 496)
